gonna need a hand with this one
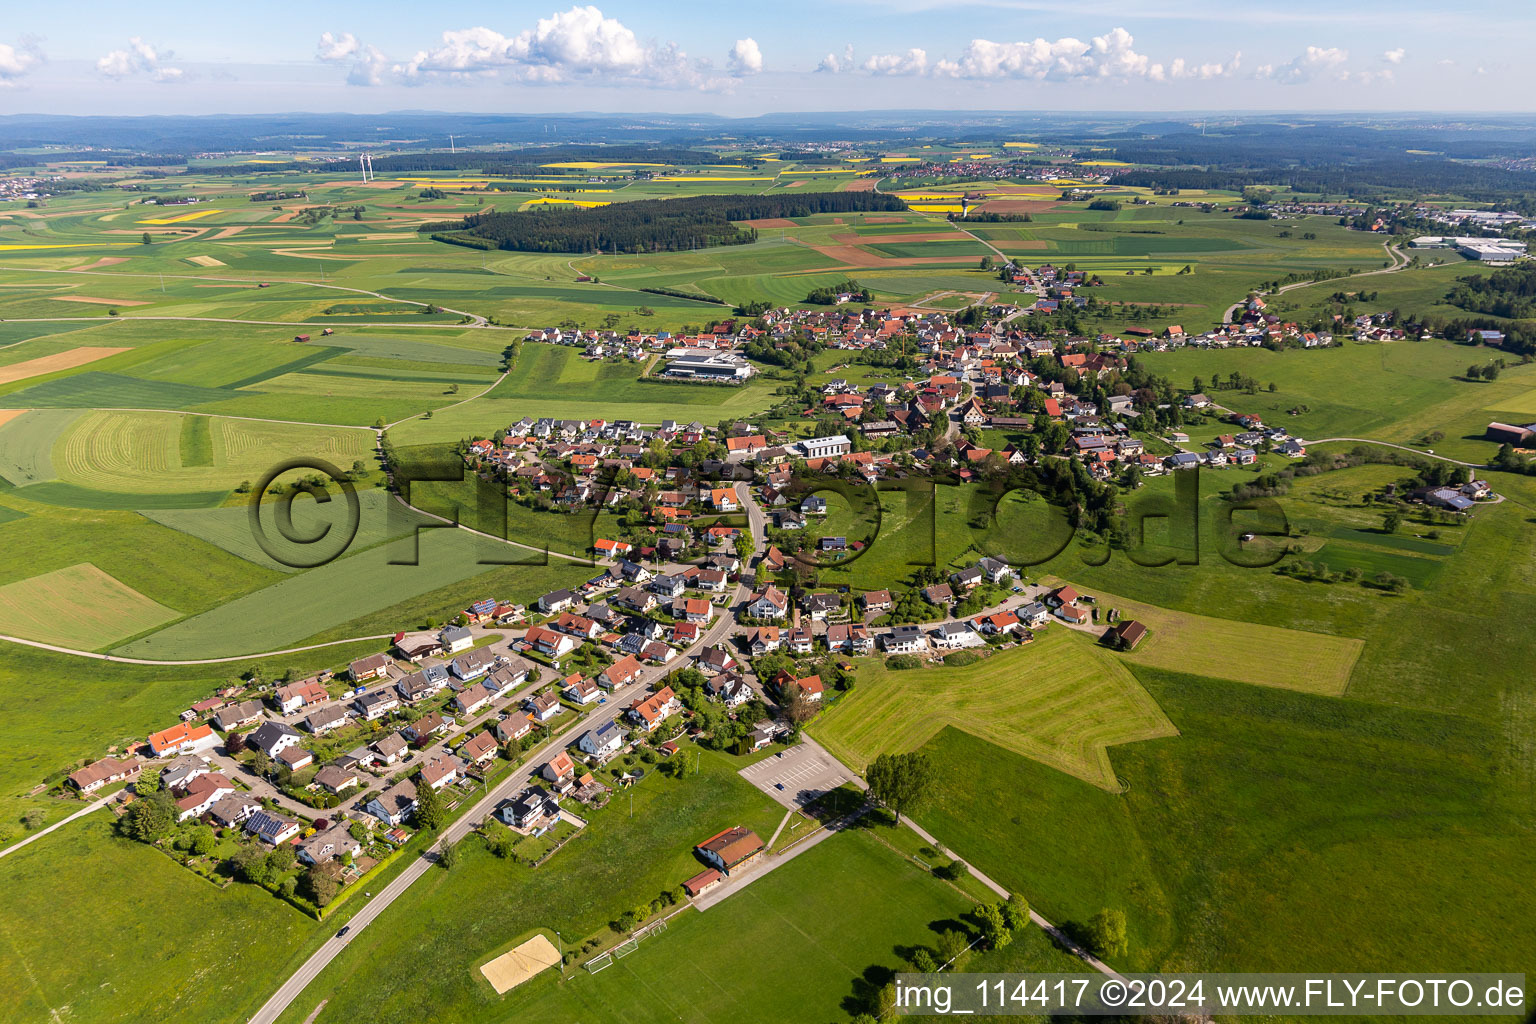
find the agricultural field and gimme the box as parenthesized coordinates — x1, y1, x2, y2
(112, 526, 589, 659)
(810, 631, 1178, 790)
(5, 135, 1536, 1024)
(0, 561, 179, 645)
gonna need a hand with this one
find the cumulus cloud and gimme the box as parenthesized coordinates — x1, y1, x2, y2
(0, 40, 42, 86)
(818, 44, 855, 74)
(863, 48, 928, 76)
(1382, 47, 1405, 64)
(317, 31, 389, 86)
(728, 37, 763, 76)
(358, 6, 733, 90)
(317, 31, 360, 62)
(914, 28, 1235, 83)
(97, 38, 182, 82)
(1256, 46, 1350, 84)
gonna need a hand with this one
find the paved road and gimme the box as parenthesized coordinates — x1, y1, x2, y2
(795, 737, 1124, 980)
(0, 794, 113, 860)
(1222, 240, 1407, 323)
(249, 577, 752, 1024)
(1308, 437, 1488, 468)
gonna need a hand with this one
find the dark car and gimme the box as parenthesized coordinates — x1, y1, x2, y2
(336, 926, 351, 938)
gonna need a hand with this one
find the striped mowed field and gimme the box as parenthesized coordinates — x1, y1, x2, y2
(810, 630, 1177, 790)
(53, 410, 375, 495)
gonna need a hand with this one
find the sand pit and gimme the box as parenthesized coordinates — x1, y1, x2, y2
(53, 295, 148, 307)
(0, 409, 28, 429)
(184, 255, 226, 267)
(480, 934, 561, 994)
(0, 347, 128, 385)
(70, 257, 127, 271)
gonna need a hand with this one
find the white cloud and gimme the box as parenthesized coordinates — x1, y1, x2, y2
(926, 28, 1233, 83)
(1258, 46, 1349, 84)
(379, 6, 729, 90)
(96, 38, 182, 82)
(317, 32, 360, 62)
(818, 44, 855, 74)
(317, 31, 389, 86)
(1382, 48, 1405, 64)
(863, 48, 928, 76)
(728, 37, 763, 76)
(0, 40, 41, 86)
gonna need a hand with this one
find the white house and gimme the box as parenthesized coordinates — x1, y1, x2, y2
(578, 720, 627, 760)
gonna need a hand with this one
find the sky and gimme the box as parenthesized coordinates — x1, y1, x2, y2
(0, 1, 1528, 116)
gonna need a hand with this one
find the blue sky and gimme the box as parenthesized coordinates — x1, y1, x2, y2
(0, 1, 1528, 115)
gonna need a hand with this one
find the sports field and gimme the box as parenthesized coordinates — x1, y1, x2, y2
(810, 631, 1177, 790)
(479, 933, 561, 994)
(0, 562, 179, 645)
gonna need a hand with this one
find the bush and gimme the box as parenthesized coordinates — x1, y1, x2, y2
(885, 654, 924, 671)
(942, 650, 981, 667)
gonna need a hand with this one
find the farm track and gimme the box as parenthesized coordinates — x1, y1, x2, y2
(1223, 240, 1409, 324)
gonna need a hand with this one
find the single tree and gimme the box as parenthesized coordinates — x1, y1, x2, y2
(119, 791, 173, 842)
(415, 780, 445, 832)
(1086, 907, 1129, 958)
(978, 902, 1012, 949)
(1003, 892, 1031, 931)
(141, 232, 152, 244)
(865, 751, 934, 825)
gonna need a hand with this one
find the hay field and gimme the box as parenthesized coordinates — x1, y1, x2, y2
(0, 562, 179, 645)
(52, 410, 375, 495)
(1053, 581, 1365, 696)
(0, 347, 128, 385)
(810, 631, 1177, 790)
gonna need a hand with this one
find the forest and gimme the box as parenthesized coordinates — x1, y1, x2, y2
(1446, 261, 1536, 319)
(423, 192, 907, 254)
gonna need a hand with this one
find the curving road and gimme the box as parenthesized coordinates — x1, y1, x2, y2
(248, 568, 756, 1024)
(1223, 240, 1408, 324)
(1308, 437, 1488, 468)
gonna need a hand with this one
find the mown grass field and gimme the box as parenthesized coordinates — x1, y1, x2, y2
(810, 630, 1177, 790)
(0, 819, 320, 1024)
(1041, 577, 1366, 696)
(0, 561, 179, 645)
(112, 527, 589, 659)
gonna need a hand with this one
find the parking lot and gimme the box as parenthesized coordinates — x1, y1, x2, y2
(738, 743, 856, 809)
